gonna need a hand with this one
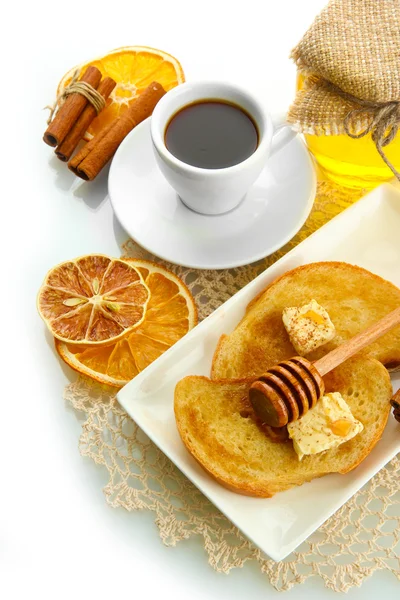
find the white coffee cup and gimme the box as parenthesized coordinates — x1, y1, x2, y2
(151, 81, 295, 216)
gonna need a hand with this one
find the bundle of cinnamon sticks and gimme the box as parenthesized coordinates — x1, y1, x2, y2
(69, 81, 166, 180)
(43, 66, 116, 162)
(44, 66, 166, 181)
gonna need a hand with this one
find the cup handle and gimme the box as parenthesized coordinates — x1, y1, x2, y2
(270, 113, 296, 157)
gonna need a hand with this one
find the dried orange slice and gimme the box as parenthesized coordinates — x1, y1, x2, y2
(56, 259, 197, 386)
(57, 46, 185, 140)
(38, 255, 150, 345)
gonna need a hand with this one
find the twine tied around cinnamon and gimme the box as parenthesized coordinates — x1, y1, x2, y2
(45, 70, 106, 125)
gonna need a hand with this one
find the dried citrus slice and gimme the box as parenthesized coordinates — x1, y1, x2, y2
(57, 46, 185, 140)
(56, 259, 197, 386)
(38, 255, 150, 345)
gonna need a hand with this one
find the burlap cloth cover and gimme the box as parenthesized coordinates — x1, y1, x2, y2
(64, 181, 400, 592)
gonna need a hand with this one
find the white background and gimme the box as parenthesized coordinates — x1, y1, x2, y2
(2, 0, 398, 598)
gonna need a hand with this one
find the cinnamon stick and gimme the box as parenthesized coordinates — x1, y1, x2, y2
(43, 66, 102, 147)
(68, 119, 131, 179)
(68, 82, 166, 181)
(69, 122, 115, 172)
(55, 77, 116, 162)
(390, 389, 400, 422)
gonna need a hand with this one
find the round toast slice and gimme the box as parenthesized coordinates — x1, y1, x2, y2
(175, 357, 392, 497)
(212, 262, 400, 380)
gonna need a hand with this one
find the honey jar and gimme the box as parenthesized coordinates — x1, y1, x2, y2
(289, 1, 400, 191)
(297, 74, 399, 190)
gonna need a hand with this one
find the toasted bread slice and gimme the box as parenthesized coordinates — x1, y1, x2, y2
(212, 262, 400, 380)
(175, 357, 392, 497)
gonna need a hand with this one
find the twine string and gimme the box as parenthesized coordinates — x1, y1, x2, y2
(45, 69, 106, 125)
(325, 84, 400, 180)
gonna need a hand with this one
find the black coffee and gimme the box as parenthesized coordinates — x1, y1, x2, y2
(165, 100, 259, 169)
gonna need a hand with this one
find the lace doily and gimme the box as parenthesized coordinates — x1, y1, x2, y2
(64, 181, 400, 592)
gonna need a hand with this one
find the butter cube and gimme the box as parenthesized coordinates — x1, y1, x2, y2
(282, 299, 336, 355)
(287, 392, 363, 461)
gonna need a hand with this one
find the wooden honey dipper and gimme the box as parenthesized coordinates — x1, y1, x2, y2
(249, 307, 400, 427)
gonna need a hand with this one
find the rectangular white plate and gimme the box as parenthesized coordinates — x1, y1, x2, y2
(117, 183, 400, 561)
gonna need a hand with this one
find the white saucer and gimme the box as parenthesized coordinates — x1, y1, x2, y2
(108, 118, 316, 269)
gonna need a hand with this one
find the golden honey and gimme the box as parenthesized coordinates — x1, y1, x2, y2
(297, 75, 400, 189)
